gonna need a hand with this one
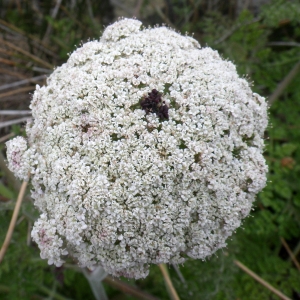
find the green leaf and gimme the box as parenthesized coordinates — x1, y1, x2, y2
(0, 183, 14, 199)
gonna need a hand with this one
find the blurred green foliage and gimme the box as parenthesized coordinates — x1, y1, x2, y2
(0, 0, 300, 299)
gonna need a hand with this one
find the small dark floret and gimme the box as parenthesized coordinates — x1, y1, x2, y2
(140, 89, 169, 120)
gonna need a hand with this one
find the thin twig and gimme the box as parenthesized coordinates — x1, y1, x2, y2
(0, 75, 46, 91)
(0, 47, 15, 56)
(172, 264, 186, 284)
(150, 3, 176, 28)
(0, 57, 16, 66)
(37, 284, 70, 300)
(134, 0, 144, 18)
(42, 0, 63, 43)
(182, 0, 202, 27)
(158, 264, 180, 300)
(0, 68, 27, 79)
(0, 110, 31, 116)
(214, 17, 261, 45)
(268, 60, 300, 106)
(0, 19, 57, 58)
(0, 86, 35, 101)
(86, 0, 96, 27)
(0, 181, 28, 263)
(0, 133, 15, 143)
(264, 56, 300, 68)
(0, 22, 57, 58)
(60, 5, 85, 29)
(268, 42, 300, 47)
(110, 0, 134, 15)
(0, 117, 31, 129)
(292, 241, 300, 260)
(0, 38, 53, 69)
(32, 67, 52, 74)
(103, 276, 160, 300)
(16, 215, 25, 226)
(234, 260, 291, 300)
(280, 237, 300, 271)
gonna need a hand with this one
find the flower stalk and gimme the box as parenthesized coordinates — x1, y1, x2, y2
(0, 180, 28, 263)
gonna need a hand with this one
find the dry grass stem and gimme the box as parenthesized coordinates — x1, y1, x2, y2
(0, 75, 45, 91)
(0, 19, 57, 57)
(234, 260, 291, 300)
(0, 86, 35, 101)
(42, 0, 63, 43)
(183, 0, 202, 27)
(268, 60, 300, 106)
(16, 215, 25, 226)
(0, 68, 27, 79)
(0, 57, 15, 66)
(110, 0, 133, 15)
(172, 264, 186, 284)
(280, 237, 300, 271)
(268, 42, 300, 47)
(60, 5, 85, 29)
(150, 3, 176, 28)
(0, 47, 14, 56)
(0, 133, 15, 143)
(32, 67, 52, 74)
(86, 0, 96, 27)
(0, 181, 28, 263)
(0, 38, 53, 69)
(214, 17, 261, 45)
(293, 241, 300, 259)
(37, 284, 69, 300)
(0, 117, 31, 129)
(134, 0, 144, 18)
(0, 110, 31, 116)
(103, 276, 160, 300)
(158, 264, 180, 300)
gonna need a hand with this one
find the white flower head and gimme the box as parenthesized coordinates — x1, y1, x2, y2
(6, 136, 32, 181)
(6, 18, 268, 279)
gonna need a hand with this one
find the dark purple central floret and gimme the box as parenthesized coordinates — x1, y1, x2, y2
(140, 89, 169, 120)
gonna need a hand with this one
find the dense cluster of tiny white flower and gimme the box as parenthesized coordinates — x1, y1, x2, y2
(6, 18, 268, 279)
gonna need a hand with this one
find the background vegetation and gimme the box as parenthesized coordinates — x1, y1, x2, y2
(0, 0, 300, 299)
